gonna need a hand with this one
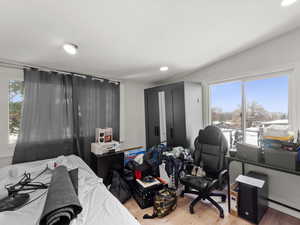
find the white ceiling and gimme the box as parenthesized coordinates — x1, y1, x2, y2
(1, 1, 300, 83)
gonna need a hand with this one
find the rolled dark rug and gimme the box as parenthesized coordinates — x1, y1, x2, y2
(40, 166, 82, 225)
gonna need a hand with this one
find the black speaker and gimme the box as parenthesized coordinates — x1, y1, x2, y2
(238, 171, 268, 224)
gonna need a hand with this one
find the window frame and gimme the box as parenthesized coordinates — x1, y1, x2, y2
(0, 67, 23, 158)
(209, 70, 292, 148)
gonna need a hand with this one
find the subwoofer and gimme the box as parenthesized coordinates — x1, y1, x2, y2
(238, 171, 268, 224)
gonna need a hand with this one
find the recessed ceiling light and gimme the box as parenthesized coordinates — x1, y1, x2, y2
(63, 43, 78, 55)
(281, 0, 297, 7)
(160, 66, 169, 72)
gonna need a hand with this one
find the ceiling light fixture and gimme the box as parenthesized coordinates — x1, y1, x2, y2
(63, 43, 78, 55)
(281, 0, 297, 7)
(160, 66, 169, 72)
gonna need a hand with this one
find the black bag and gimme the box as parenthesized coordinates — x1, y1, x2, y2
(109, 171, 131, 203)
(125, 160, 140, 171)
(143, 188, 177, 219)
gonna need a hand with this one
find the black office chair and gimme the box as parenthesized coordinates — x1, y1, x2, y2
(180, 126, 228, 218)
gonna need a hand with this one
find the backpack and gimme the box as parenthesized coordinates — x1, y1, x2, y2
(109, 170, 131, 203)
(143, 188, 177, 219)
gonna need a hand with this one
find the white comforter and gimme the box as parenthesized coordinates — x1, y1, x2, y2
(0, 155, 140, 225)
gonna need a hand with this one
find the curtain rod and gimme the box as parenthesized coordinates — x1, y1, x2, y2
(0, 58, 120, 83)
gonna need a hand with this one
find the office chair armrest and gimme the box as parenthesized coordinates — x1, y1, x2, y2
(207, 178, 219, 192)
(218, 169, 228, 188)
(207, 169, 228, 192)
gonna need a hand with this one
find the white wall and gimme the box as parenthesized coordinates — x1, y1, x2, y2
(120, 81, 149, 150)
(168, 28, 300, 84)
(0, 67, 23, 167)
(184, 82, 203, 149)
(158, 27, 300, 218)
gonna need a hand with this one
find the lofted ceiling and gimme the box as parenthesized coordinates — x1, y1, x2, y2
(1, 0, 300, 83)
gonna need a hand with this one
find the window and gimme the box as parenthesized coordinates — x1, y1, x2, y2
(244, 76, 288, 146)
(210, 75, 289, 148)
(9, 80, 24, 144)
(211, 81, 243, 148)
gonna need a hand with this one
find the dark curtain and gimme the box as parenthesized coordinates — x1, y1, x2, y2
(73, 76, 120, 165)
(13, 69, 74, 164)
(13, 69, 120, 165)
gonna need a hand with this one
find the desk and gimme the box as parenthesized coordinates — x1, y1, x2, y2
(92, 151, 124, 186)
(227, 156, 300, 214)
(91, 146, 144, 186)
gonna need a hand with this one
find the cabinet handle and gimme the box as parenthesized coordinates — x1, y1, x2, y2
(154, 126, 160, 136)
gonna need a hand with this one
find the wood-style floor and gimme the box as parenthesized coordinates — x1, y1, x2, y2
(125, 195, 300, 225)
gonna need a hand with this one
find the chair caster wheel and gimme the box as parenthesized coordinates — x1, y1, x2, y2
(220, 213, 224, 219)
(221, 196, 226, 202)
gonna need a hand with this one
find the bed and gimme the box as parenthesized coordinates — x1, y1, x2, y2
(0, 155, 141, 225)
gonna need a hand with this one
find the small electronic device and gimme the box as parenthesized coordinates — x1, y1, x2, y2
(104, 128, 113, 142)
(91, 141, 120, 155)
(96, 128, 105, 143)
(96, 128, 113, 143)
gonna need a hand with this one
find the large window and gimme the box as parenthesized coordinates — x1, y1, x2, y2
(9, 80, 24, 144)
(244, 76, 288, 146)
(211, 75, 289, 148)
(211, 81, 242, 148)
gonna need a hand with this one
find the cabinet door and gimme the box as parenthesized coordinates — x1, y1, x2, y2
(171, 84, 187, 147)
(165, 84, 187, 147)
(145, 90, 160, 148)
(165, 89, 174, 146)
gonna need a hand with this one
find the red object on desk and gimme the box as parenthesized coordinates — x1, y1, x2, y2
(135, 170, 142, 179)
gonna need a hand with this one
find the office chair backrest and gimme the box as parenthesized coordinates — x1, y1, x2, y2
(193, 126, 228, 178)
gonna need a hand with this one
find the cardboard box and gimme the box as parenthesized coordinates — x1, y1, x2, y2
(124, 148, 145, 165)
(230, 183, 239, 217)
(264, 147, 299, 171)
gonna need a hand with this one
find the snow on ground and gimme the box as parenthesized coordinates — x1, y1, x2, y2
(9, 134, 18, 144)
(222, 129, 259, 149)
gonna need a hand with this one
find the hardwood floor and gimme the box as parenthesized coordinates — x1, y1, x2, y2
(124, 195, 300, 225)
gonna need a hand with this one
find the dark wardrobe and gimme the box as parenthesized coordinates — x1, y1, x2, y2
(144, 82, 203, 149)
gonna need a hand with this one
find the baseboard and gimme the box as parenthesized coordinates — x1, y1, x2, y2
(269, 201, 300, 219)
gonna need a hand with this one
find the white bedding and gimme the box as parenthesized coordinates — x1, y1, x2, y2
(0, 155, 140, 225)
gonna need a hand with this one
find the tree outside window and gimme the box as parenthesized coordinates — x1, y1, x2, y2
(9, 80, 24, 144)
(211, 75, 288, 148)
